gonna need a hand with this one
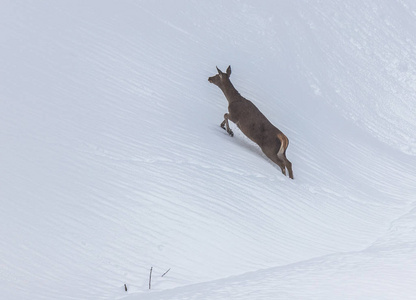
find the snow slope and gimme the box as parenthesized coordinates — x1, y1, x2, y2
(1, 1, 416, 299)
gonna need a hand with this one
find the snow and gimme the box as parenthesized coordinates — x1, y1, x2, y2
(1, 1, 416, 299)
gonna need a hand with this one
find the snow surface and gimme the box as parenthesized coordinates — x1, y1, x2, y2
(1, 1, 416, 299)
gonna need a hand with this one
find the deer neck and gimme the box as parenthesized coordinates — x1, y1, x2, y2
(220, 80, 242, 104)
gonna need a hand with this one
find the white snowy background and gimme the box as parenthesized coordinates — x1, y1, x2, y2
(1, 1, 416, 299)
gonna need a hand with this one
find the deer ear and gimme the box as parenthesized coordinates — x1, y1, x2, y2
(226, 65, 231, 76)
(216, 66, 223, 74)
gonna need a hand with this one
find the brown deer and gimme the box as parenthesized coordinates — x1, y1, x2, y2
(208, 66, 294, 179)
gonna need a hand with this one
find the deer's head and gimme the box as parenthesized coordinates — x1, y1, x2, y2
(208, 66, 232, 88)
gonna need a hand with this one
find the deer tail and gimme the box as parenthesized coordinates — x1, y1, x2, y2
(277, 133, 289, 158)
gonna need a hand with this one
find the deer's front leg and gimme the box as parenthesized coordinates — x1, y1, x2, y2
(220, 113, 234, 137)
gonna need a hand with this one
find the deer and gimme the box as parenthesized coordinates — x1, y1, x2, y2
(208, 66, 294, 179)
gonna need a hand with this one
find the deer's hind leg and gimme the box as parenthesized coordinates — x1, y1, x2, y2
(277, 152, 293, 179)
(220, 113, 234, 137)
(263, 148, 287, 176)
(283, 156, 294, 179)
(277, 133, 294, 179)
(274, 157, 287, 176)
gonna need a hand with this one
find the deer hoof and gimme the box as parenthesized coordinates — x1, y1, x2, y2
(228, 130, 234, 137)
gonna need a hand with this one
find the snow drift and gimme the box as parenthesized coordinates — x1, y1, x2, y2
(1, 1, 416, 299)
